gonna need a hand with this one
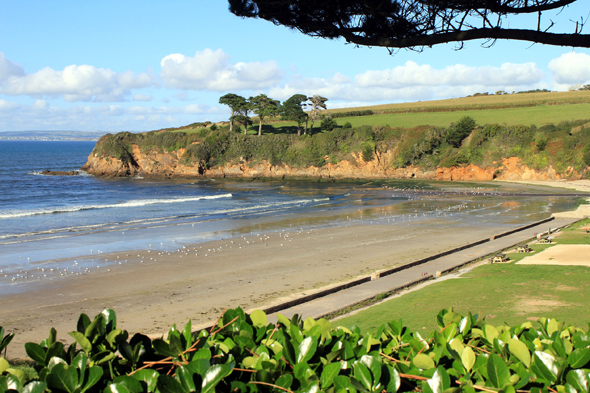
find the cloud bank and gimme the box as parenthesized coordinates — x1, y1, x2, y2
(0, 53, 153, 102)
(160, 48, 283, 91)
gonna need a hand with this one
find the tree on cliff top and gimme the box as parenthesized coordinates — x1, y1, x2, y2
(308, 95, 328, 135)
(219, 93, 248, 132)
(249, 94, 281, 136)
(281, 94, 309, 136)
(228, 0, 589, 51)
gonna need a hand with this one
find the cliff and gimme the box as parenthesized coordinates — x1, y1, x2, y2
(81, 121, 590, 182)
(81, 144, 582, 182)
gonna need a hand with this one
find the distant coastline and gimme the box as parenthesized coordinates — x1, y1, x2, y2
(0, 130, 106, 141)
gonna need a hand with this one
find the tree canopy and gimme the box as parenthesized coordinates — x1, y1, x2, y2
(281, 94, 309, 136)
(250, 94, 281, 135)
(228, 0, 589, 50)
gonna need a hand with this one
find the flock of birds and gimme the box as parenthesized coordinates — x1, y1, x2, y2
(2, 185, 504, 286)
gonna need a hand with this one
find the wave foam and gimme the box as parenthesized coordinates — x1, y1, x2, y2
(0, 193, 233, 219)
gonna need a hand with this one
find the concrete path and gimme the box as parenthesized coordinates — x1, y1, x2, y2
(266, 217, 579, 323)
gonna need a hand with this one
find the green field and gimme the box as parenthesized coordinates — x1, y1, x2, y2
(258, 102, 590, 134)
(164, 90, 590, 135)
(336, 218, 590, 333)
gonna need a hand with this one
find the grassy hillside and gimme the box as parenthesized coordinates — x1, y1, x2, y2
(166, 91, 590, 135)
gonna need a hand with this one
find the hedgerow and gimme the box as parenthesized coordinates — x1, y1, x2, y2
(2, 308, 590, 393)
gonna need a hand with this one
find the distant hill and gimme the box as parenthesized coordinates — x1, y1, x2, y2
(0, 131, 109, 141)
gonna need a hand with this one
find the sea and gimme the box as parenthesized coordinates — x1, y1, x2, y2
(0, 140, 583, 294)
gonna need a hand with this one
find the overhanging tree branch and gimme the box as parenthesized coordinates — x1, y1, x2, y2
(228, 0, 590, 49)
(341, 28, 590, 48)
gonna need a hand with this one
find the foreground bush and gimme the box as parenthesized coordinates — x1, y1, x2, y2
(1, 308, 589, 392)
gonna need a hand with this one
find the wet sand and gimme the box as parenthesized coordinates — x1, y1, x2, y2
(1, 218, 502, 359)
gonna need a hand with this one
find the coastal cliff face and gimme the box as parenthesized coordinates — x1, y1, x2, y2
(81, 144, 581, 182)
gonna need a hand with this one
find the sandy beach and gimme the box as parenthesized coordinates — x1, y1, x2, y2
(1, 218, 502, 359)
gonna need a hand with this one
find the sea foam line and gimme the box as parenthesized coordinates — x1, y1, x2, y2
(0, 193, 233, 220)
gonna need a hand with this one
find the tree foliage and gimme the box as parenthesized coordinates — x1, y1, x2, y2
(308, 95, 328, 134)
(219, 93, 250, 133)
(446, 116, 476, 148)
(229, 0, 590, 51)
(321, 117, 338, 132)
(249, 94, 281, 136)
(281, 94, 309, 136)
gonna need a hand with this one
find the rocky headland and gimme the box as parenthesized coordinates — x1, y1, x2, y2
(81, 142, 581, 182)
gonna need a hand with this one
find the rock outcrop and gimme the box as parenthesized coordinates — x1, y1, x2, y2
(40, 170, 79, 176)
(81, 144, 583, 182)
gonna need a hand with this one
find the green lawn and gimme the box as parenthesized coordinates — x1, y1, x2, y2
(335, 218, 590, 332)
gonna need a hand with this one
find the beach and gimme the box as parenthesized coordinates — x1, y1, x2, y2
(2, 217, 502, 359)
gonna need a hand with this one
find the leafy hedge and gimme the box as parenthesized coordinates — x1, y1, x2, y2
(2, 308, 590, 393)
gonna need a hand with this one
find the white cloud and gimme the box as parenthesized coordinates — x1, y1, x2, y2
(133, 94, 153, 102)
(270, 60, 548, 104)
(0, 55, 153, 102)
(0, 99, 19, 111)
(0, 53, 24, 81)
(549, 52, 590, 86)
(160, 48, 283, 91)
(355, 61, 544, 88)
(32, 99, 49, 110)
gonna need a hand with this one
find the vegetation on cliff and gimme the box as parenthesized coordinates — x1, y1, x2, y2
(89, 116, 590, 178)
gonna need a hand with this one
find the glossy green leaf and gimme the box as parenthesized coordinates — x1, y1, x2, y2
(570, 347, 590, 369)
(101, 308, 117, 331)
(104, 383, 132, 393)
(22, 381, 47, 393)
(24, 343, 46, 364)
(297, 336, 317, 364)
(202, 363, 233, 393)
(82, 367, 103, 393)
(320, 362, 341, 389)
(294, 362, 313, 381)
(69, 331, 92, 354)
(157, 374, 186, 393)
(532, 351, 558, 383)
(361, 355, 382, 387)
(508, 339, 531, 367)
(487, 354, 511, 389)
(46, 364, 79, 393)
(275, 374, 293, 390)
(566, 369, 590, 392)
(382, 365, 401, 393)
(413, 353, 436, 370)
(299, 382, 320, 393)
(0, 359, 8, 374)
(169, 333, 183, 357)
(484, 325, 499, 342)
(427, 368, 444, 393)
(462, 346, 476, 372)
(130, 369, 159, 392)
(353, 362, 372, 391)
(248, 309, 267, 328)
(111, 376, 143, 393)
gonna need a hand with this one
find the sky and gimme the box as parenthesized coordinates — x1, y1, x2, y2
(1, 1, 589, 132)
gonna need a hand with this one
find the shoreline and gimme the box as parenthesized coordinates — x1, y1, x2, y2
(2, 217, 509, 359)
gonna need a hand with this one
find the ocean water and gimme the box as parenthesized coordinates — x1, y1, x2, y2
(0, 141, 582, 293)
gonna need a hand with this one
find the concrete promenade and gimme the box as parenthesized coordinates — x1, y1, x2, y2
(265, 217, 579, 323)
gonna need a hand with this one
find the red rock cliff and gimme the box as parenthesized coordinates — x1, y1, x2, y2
(81, 145, 583, 181)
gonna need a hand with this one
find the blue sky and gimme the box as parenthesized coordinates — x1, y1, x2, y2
(1, 1, 589, 132)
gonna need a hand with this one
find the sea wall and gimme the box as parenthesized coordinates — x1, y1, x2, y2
(81, 144, 582, 181)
